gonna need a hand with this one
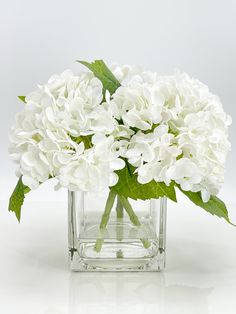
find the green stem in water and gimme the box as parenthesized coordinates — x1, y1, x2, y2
(94, 190, 117, 252)
(116, 250, 124, 258)
(116, 196, 124, 242)
(116, 196, 123, 219)
(119, 196, 151, 249)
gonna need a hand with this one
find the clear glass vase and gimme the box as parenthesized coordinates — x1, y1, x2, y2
(68, 189, 167, 271)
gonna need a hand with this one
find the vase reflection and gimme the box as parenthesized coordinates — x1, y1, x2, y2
(68, 272, 212, 314)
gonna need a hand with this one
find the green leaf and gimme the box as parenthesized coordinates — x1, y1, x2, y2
(111, 163, 177, 202)
(178, 187, 235, 226)
(8, 177, 30, 222)
(77, 59, 121, 96)
(69, 135, 93, 149)
(18, 96, 26, 103)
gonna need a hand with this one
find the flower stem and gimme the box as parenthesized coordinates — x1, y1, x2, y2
(119, 196, 151, 249)
(94, 190, 117, 252)
(116, 196, 123, 242)
(116, 196, 123, 219)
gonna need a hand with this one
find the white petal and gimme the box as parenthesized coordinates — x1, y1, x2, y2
(109, 172, 119, 186)
(22, 175, 39, 189)
(105, 90, 111, 103)
(201, 189, 211, 203)
(110, 158, 125, 170)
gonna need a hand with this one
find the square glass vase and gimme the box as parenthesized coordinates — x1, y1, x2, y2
(68, 190, 167, 272)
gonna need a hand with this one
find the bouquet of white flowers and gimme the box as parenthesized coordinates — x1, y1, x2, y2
(8, 60, 233, 227)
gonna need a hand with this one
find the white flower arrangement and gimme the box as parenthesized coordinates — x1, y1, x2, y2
(8, 60, 233, 226)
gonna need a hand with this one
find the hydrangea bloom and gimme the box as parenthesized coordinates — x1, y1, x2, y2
(9, 64, 231, 203)
(9, 70, 122, 191)
(109, 70, 231, 202)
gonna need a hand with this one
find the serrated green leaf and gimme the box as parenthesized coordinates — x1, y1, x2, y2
(8, 177, 30, 222)
(78, 59, 121, 97)
(178, 187, 235, 226)
(111, 163, 177, 202)
(18, 96, 26, 103)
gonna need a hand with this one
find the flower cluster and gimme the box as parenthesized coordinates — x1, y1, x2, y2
(9, 63, 231, 202)
(9, 70, 123, 192)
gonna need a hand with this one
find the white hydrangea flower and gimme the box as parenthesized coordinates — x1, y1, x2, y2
(19, 144, 51, 189)
(58, 135, 125, 192)
(26, 70, 116, 137)
(126, 125, 181, 184)
(166, 158, 202, 190)
(110, 64, 158, 86)
(9, 106, 86, 189)
(109, 67, 231, 200)
(9, 69, 118, 191)
(156, 72, 231, 198)
(110, 84, 165, 130)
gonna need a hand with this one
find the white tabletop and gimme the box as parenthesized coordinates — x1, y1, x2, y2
(0, 186, 236, 314)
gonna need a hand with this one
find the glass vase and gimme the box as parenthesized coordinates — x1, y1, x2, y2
(68, 189, 167, 271)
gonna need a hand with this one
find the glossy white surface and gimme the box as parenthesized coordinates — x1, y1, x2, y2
(1, 188, 236, 314)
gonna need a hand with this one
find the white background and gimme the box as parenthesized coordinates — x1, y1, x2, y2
(0, 1, 236, 313)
